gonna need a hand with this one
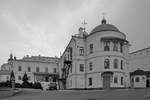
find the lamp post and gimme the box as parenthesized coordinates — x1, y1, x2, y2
(10, 71, 15, 90)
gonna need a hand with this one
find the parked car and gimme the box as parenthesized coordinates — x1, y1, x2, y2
(48, 82, 57, 90)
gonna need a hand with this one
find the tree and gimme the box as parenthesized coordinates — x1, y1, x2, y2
(22, 72, 29, 88)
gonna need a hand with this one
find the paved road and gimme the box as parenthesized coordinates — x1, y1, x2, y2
(1, 88, 150, 100)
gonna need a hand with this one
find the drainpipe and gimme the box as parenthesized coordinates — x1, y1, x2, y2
(72, 37, 77, 89)
(84, 38, 87, 89)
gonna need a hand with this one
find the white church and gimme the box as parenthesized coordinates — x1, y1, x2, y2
(1, 17, 150, 90)
(59, 17, 131, 89)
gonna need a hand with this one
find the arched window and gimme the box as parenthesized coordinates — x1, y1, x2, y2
(104, 59, 110, 69)
(135, 77, 140, 82)
(104, 42, 110, 51)
(114, 59, 118, 69)
(113, 42, 118, 51)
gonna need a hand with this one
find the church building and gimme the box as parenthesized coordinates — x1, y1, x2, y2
(0, 54, 59, 84)
(59, 17, 130, 89)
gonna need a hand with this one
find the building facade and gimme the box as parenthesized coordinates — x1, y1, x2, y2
(0, 54, 59, 84)
(59, 18, 130, 89)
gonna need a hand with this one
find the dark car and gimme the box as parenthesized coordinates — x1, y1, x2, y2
(48, 83, 57, 90)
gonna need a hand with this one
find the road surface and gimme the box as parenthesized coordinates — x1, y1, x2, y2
(1, 88, 150, 100)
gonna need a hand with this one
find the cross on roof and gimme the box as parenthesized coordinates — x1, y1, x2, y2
(82, 20, 87, 31)
(102, 12, 106, 19)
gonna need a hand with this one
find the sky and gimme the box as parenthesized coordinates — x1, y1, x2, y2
(0, 0, 150, 66)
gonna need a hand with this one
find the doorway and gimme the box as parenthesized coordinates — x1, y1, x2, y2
(102, 72, 113, 89)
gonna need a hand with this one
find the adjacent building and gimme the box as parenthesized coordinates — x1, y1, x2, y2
(128, 47, 150, 88)
(59, 18, 130, 89)
(130, 69, 150, 88)
(0, 54, 59, 84)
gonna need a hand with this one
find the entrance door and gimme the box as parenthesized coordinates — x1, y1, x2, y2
(103, 74, 111, 89)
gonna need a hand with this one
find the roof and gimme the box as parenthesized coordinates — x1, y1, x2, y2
(130, 69, 150, 77)
(90, 24, 120, 34)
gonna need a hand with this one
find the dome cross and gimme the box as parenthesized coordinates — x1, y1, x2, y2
(82, 20, 87, 32)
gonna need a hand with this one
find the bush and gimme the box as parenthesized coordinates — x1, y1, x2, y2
(32, 82, 42, 89)
(0, 81, 11, 87)
(15, 83, 22, 88)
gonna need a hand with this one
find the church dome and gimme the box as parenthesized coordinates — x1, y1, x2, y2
(90, 18, 120, 34)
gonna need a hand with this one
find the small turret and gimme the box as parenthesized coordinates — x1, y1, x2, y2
(101, 17, 106, 24)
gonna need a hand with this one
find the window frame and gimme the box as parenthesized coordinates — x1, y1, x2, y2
(88, 77, 92, 86)
(121, 77, 124, 85)
(27, 66, 31, 72)
(121, 60, 123, 70)
(79, 64, 84, 72)
(114, 77, 118, 83)
(113, 42, 118, 51)
(104, 59, 110, 69)
(104, 42, 110, 51)
(79, 47, 84, 56)
(89, 62, 93, 71)
(89, 44, 93, 54)
(114, 59, 118, 69)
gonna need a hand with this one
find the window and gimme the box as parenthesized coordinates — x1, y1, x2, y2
(89, 62, 93, 71)
(104, 59, 110, 69)
(79, 47, 84, 56)
(89, 44, 93, 54)
(121, 77, 123, 85)
(120, 43, 123, 53)
(121, 60, 123, 70)
(80, 64, 84, 72)
(88, 77, 92, 86)
(113, 42, 118, 51)
(53, 68, 57, 73)
(36, 66, 40, 72)
(18, 66, 22, 71)
(114, 77, 118, 83)
(135, 77, 140, 82)
(104, 42, 110, 51)
(28, 66, 31, 72)
(18, 76, 21, 80)
(45, 67, 48, 73)
(114, 59, 118, 69)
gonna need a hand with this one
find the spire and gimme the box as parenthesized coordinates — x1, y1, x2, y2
(101, 12, 106, 24)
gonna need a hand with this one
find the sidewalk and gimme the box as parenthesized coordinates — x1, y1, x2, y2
(0, 87, 20, 98)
